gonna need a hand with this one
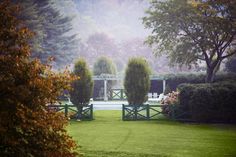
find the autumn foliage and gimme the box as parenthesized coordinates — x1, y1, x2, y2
(0, 1, 79, 156)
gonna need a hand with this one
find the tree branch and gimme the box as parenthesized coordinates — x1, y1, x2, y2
(180, 24, 211, 67)
(222, 50, 236, 59)
(197, 56, 205, 61)
(220, 33, 236, 54)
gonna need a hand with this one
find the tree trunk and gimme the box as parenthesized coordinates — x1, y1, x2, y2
(205, 66, 216, 83)
(205, 59, 222, 83)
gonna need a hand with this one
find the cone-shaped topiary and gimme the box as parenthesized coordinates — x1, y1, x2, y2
(124, 58, 151, 105)
(70, 58, 93, 117)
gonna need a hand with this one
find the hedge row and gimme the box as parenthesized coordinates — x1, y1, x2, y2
(165, 72, 236, 91)
(149, 72, 236, 94)
(176, 81, 236, 123)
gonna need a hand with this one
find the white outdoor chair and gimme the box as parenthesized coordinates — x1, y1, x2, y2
(148, 93, 153, 98)
(153, 93, 158, 98)
(156, 93, 165, 102)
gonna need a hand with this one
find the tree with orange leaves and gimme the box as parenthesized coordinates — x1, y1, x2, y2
(0, 1, 79, 156)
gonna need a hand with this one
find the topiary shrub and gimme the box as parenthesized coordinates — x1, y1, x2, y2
(70, 58, 93, 119)
(124, 58, 151, 105)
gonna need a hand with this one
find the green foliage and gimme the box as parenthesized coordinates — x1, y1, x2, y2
(177, 81, 236, 123)
(124, 58, 151, 105)
(17, 0, 44, 54)
(93, 56, 117, 75)
(70, 59, 93, 107)
(143, 0, 236, 82)
(162, 72, 236, 91)
(165, 73, 206, 91)
(16, 0, 79, 68)
(0, 1, 78, 156)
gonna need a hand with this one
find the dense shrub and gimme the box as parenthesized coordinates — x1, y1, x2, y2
(214, 72, 236, 82)
(177, 81, 236, 123)
(165, 73, 205, 91)
(0, 1, 78, 156)
(124, 58, 151, 105)
(163, 72, 236, 91)
(70, 59, 93, 117)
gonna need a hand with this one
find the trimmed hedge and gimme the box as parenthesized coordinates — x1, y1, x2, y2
(164, 72, 236, 91)
(165, 73, 205, 91)
(149, 72, 236, 94)
(177, 81, 236, 123)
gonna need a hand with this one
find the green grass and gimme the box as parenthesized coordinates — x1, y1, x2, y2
(67, 110, 236, 157)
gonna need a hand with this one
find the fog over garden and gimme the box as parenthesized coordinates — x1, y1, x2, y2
(53, 0, 198, 73)
(1, 0, 236, 156)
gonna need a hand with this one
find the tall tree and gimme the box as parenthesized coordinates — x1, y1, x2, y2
(0, 1, 78, 156)
(143, 0, 236, 82)
(16, 0, 79, 68)
(16, 0, 44, 55)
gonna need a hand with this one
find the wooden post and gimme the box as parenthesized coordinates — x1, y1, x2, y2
(147, 104, 150, 120)
(122, 104, 125, 121)
(121, 89, 123, 100)
(91, 104, 93, 120)
(65, 103, 68, 117)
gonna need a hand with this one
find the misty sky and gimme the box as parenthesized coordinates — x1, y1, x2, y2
(55, 0, 150, 42)
(54, 0, 195, 73)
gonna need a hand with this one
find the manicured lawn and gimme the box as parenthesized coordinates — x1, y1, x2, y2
(67, 110, 236, 157)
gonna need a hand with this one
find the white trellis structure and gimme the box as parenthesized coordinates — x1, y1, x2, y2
(93, 74, 166, 101)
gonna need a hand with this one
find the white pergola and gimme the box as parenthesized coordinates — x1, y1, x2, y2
(93, 74, 166, 101)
